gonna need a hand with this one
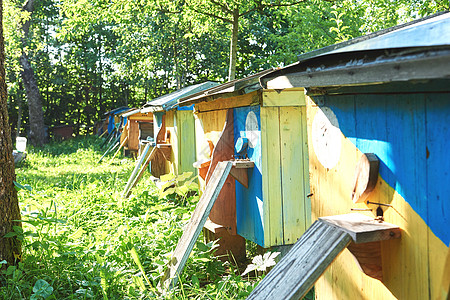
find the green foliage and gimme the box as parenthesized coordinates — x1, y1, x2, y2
(158, 172, 199, 205)
(6, 0, 441, 140)
(0, 136, 263, 299)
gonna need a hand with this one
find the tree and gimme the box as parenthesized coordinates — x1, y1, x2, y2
(186, 0, 305, 81)
(0, 0, 22, 267)
(20, 0, 46, 146)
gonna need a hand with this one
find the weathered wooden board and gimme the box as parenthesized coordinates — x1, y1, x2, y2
(247, 214, 402, 300)
(347, 241, 383, 281)
(262, 88, 306, 107)
(260, 106, 283, 247)
(176, 110, 197, 175)
(205, 109, 236, 234)
(246, 220, 352, 300)
(161, 161, 233, 290)
(122, 143, 153, 197)
(195, 91, 260, 113)
(440, 247, 450, 300)
(351, 153, 380, 203)
(128, 120, 140, 151)
(319, 213, 401, 244)
(280, 106, 310, 244)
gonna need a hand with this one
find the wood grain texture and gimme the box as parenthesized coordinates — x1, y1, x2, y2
(352, 153, 380, 203)
(122, 143, 153, 197)
(439, 246, 450, 300)
(247, 220, 352, 300)
(260, 106, 283, 247)
(161, 161, 233, 290)
(195, 91, 260, 113)
(347, 241, 383, 281)
(205, 109, 237, 234)
(319, 213, 401, 244)
(150, 148, 167, 178)
(156, 114, 166, 144)
(262, 88, 306, 107)
(203, 220, 246, 262)
(280, 106, 310, 244)
(128, 120, 140, 151)
(176, 110, 197, 175)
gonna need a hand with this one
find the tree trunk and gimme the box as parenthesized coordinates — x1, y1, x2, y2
(20, 0, 46, 146)
(0, 0, 22, 267)
(228, 8, 239, 81)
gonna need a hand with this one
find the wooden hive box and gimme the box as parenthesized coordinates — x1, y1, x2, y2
(260, 12, 450, 300)
(140, 82, 220, 178)
(179, 75, 311, 249)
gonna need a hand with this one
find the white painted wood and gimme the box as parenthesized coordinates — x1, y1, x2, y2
(161, 161, 233, 290)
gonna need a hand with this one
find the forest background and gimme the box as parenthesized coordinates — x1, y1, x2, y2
(4, 0, 446, 144)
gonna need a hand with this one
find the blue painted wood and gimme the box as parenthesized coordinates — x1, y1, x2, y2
(322, 90, 450, 246)
(234, 106, 264, 246)
(426, 95, 450, 246)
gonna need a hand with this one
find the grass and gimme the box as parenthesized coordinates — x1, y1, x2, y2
(1, 136, 260, 299)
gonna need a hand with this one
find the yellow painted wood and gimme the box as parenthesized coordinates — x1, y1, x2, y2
(195, 110, 228, 192)
(195, 91, 260, 113)
(262, 88, 306, 107)
(279, 106, 310, 244)
(306, 95, 433, 300)
(128, 112, 153, 121)
(176, 110, 196, 176)
(261, 106, 283, 247)
(437, 243, 450, 300)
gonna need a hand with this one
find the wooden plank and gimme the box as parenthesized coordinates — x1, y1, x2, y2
(195, 91, 260, 113)
(247, 220, 352, 300)
(229, 160, 255, 189)
(279, 106, 309, 244)
(260, 106, 283, 247)
(205, 109, 237, 234)
(124, 147, 158, 198)
(122, 143, 152, 197)
(262, 89, 306, 107)
(156, 114, 166, 144)
(439, 247, 450, 300)
(128, 112, 153, 121)
(128, 120, 140, 151)
(231, 160, 255, 168)
(176, 110, 197, 175)
(150, 148, 168, 178)
(351, 153, 380, 203)
(319, 213, 401, 244)
(110, 136, 128, 162)
(161, 161, 233, 290)
(347, 241, 383, 281)
(157, 144, 172, 161)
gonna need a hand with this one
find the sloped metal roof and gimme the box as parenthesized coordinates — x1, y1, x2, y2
(261, 12, 450, 89)
(296, 11, 450, 62)
(178, 69, 275, 106)
(141, 81, 219, 112)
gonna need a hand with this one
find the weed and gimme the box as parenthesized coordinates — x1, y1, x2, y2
(1, 136, 267, 299)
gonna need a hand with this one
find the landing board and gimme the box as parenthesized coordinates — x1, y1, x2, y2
(247, 220, 352, 300)
(247, 213, 401, 300)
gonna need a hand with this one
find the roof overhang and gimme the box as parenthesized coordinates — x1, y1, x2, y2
(261, 47, 450, 90)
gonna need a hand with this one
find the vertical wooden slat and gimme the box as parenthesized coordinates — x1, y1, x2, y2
(261, 106, 283, 247)
(279, 106, 308, 244)
(177, 110, 196, 175)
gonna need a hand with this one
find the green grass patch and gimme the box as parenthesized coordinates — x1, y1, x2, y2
(1, 136, 263, 299)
